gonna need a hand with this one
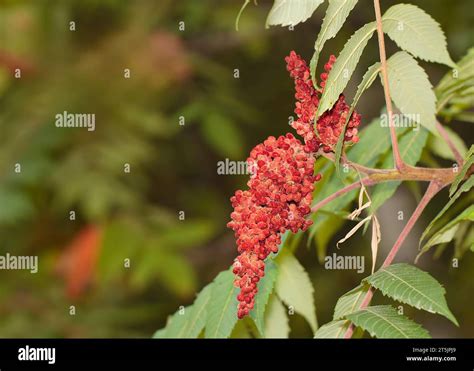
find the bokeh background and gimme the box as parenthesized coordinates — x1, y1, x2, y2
(0, 0, 472, 338)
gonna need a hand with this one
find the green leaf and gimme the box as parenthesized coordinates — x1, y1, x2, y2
(264, 295, 290, 338)
(382, 4, 455, 68)
(385, 51, 437, 135)
(451, 112, 474, 123)
(275, 250, 318, 332)
(205, 269, 239, 338)
(152, 328, 167, 338)
(250, 259, 279, 336)
(266, 0, 324, 28)
(182, 284, 213, 338)
(370, 127, 428, 212)
(429, 127, 467, 161)
(454, 222, 474, 258)
(435, 48, 474, 114)
(153, 283, 213, 338)
(422, 225, 460, 254)
(333, 283, 370, 320)
(365, 263, 458, 325)
(421, 175, 474, 244)
(334, 62, 381, 177)
(450, 145, 474, 197)
(345, 115, 393, 165)
(153, 305, 193, 338)
(310, 0, 359, 83)
(345, 305, 430, 338)
(314, 320, 351, 338)
(316, 22, 376, 117)
(230, 318, 253, 338)
(436, 48, 474, 95)
(417, 205, 474, 262)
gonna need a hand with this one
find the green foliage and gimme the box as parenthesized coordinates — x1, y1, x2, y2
(215, 0, 472, 340)
(317, 22, 376, 117)
(364, 264, 458, 325)
(1, 0, 472, 341)
(153, 248, 317, 338)
(0, 188, 34, 224)
(266, 0, 324, 28)
(310, 0, 359, 84)
(275, 250, 318, 332)
(153, 284, 212, 338)
(314, 320, 351, 338)
(205, 270, 239, 338)
(334, 61, 380, 177)
(385, 51, 437, 135)
(428, 127, 467, 161)
(154, 220, 216, 250)
(333, 283, 370, 320)
(450, 145, 474, 196)
(317, 263, 459, 338)
(382, 4, 455, 67)
(250, 260, 278, 336)
(436, 48, 474, 119)
(421, 175, 474, 248)
(417, 205, 474, 262)
(183, 285, 213, 337)
(345, 305, 431, 338)
(99, 217, 211, 296)
(152, 305, 194, 338)
(264, 295, 290, 338)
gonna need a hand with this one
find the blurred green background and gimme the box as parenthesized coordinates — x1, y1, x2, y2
(0, 0, 472, 338)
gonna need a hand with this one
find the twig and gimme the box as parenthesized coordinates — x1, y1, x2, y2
(311, 163, 455, 214)
(382, 181, 443, 266)
(320, 151, 384, 175)
(311, 178, 374, 213)
(373, 0, 405, 172)
(435, 121, 464, 165)
(343, 181, 443, 338)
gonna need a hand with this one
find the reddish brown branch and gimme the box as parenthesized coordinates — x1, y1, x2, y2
(311, 162, 455, 214)
(311, 178, 374, 213)
(373, 0, 405, 172)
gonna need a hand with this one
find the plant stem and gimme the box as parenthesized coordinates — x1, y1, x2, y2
(311, 178, 374, 213)
(382, 181, 443, 266)
(311, 164, 455, 213)
(373, 0, 405, 172)
(435, 121, 464, 165)
(342, 181, 443, 338)
(320, 152, 384, 175)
